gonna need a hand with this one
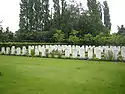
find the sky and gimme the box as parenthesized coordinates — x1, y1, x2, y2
(0, 0, 125, 33)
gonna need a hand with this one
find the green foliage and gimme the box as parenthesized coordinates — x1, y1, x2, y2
(118, 53, 123, 62)
(83, 34, 93, 45)
(53, 30, 65, 42)
(69, 36, 80, 44)
(50, 50, 62, 58)
(31, 49, 35, 57)
(50, 50, 55, 58)
(68, 30, 80, 44)
(0, 26, 14, 42)
(94, 33, 109, 45)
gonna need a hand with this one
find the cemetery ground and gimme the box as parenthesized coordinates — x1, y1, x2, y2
(0, 55, 125, 94)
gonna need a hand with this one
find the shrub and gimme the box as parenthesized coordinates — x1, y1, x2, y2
(31, 49, 35, 57)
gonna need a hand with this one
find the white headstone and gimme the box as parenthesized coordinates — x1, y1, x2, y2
(112, 47, 120, 60)
(38, 45, 42, 52)
(22, 46, 27, 56)
(104, 48, 112, 60)
(6, 47, 10, 55)
(72, 48, 78, 59)
(95, 47, 102, 59)
(28, 46, 34, 56)
(88, 47, 93, 59)
(85, 45, 89, 52)
(65, 48, 70, 58)
(121, 46, 125, 61)
(11, 46, 16, 55)
(16, 47, 21, 55)
(57, 46, 62, 54)
(1, 47, 5, 54)
(41, 46, 46, 57)
(79, 47, 85, 59)
(48, 45, 53, 54)
(34, 46, 39, 56)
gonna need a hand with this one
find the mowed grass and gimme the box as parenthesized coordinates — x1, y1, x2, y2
(0, 56, 125, 94)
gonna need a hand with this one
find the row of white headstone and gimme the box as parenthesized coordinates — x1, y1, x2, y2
(1, 45, 125, 61)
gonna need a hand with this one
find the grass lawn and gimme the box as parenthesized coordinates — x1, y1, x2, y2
(0, 55, 125, 94)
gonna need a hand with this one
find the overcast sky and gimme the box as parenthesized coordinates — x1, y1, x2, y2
(0, 0, 124, 33)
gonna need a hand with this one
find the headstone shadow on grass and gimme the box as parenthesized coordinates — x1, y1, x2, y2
(0, 72, 3, 76)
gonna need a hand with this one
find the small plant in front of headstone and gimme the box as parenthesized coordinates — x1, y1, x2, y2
(25, 49, 28, 56)
(101, 53, 105, 60)
(118, 55, 123, 61)
(31, 49, 35, 57)
(108, 50, 113, 61)
(118, 51, 123, 61)
(46, 49, 49, 58)
(51, 50, 55, 58)
(0, 72, 3, 76)
(57, 51, 62, 59)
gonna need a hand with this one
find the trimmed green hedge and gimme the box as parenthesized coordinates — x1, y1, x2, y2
(0, 42, 69, 48)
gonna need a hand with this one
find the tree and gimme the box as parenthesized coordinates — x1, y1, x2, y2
(53, 0, 61, 29)
(60, 0, 67, 30)
(42, 0, 50, 31)
(33, 0, 42, 31)
(19, 0, 50, 31)
(117, 25, 125, 35)
(0, 22, 3, 41)
(61, 0, 82, 38)
(87, 0, 105, 36)
(19, 0, 29, 31)
(87, 0, 102, 18)
(27, 0, 34, 31)
(2, 27, 14, 42)
(103, 0, 111, 30)
(17, 0, 111, 43)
